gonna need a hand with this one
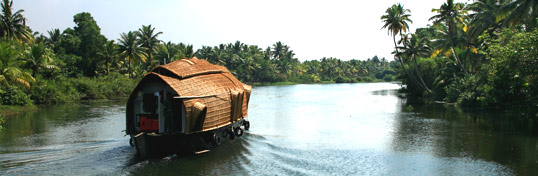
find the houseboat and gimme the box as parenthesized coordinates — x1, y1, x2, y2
(125, 57, 251, 159)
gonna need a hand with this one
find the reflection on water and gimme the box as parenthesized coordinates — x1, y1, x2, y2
(0, 83, 537, 175)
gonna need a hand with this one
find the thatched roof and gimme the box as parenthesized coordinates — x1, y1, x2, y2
(126, 58, 251, 134)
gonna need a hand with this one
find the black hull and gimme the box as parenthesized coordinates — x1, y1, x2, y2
(131, 119, 249, 159)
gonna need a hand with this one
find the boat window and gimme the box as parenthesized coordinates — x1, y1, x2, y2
(143, 93, 158, 114)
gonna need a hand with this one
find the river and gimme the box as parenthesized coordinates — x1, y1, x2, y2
(1, 83, 537, 175)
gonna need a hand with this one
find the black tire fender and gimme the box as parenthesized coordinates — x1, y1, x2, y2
(212, 132, 221, 146)
(243, 120, 250, 131)
(234, 126, 244, 137)
(228, 128, 236, 140)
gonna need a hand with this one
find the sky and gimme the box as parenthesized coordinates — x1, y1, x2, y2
(14, 0, 469, 62)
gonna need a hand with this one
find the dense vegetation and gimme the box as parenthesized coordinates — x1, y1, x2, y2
(382, 0, 538, 116)
(0, 0, 396, 109)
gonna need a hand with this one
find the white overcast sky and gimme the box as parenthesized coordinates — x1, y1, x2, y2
(14, 0, 469, 61)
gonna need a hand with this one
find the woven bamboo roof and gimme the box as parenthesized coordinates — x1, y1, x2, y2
(151, 58, 230, 79)
(127, 57, 251, 134)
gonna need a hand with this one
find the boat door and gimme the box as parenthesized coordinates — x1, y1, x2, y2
(133, 83, 184, 134)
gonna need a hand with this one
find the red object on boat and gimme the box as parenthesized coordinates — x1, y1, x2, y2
(140, 116, 158, 131)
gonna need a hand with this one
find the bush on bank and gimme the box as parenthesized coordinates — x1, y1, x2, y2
(0, 73, 137, 105)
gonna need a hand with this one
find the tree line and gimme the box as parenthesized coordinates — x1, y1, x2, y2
(0, 0, 396, 106)
(381, 0, 538, 113)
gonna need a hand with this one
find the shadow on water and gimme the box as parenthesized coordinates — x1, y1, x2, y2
(123, 133, 255, 175)
(393, 98, 538, 175)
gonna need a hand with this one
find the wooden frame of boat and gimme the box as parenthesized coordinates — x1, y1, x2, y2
(125, 57, 251, 159)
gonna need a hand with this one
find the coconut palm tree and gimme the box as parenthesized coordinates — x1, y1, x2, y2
(396, 34, 432, 93)
(272, 41, 285, 60)
(23, 43, 57, 77)
(177, 42, 194, 58)
(0, 0, 31, 42)
(118, 31, 147, 78)
(468, 0, 508, 41)
(155, 41, 179, 65)
(237, 54, 260, 83)
(0, 42, 33, 88)
(47, 28, 61, 47)
(429, 0, 468, 73)
(381, 3, 425, 91)
(503, 0, 538, 29)
(99, 40, 117, 75)
(137, 25, 162, 67)
(381, 3, 412, 67)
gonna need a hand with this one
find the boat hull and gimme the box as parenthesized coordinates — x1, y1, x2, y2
(132, 119, 248, 158)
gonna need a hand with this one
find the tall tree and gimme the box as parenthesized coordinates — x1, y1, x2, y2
(381, 3, 412, 68)
(98, 40, 117, 75)
(272, 41, 285, 60)
(118, 31, 147, 78)
(73, 12, 107, 76)
(396, 34, 432, 93)
(155, 41, 178, 65)
(429, 0, 468, 73)
(468, 0, 508, 40)
(0, 0, 31, 42)
(504, 0, 538, 30)
(177, 43, 194, 58)
(137, 25, 162, 68)
(381, 3, 425, 92)
(47, 28, 61, 47)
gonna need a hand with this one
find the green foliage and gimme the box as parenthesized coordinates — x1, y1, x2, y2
(0, 116, 4, 132)
(137, 24, 162, 68)
(0, 87, 32, 105)
(23, 43, 58, 77)
(72, 12, 107, 76)
(403, 105, 414, 112)
(118, 31, 147, 78)
(444, 74, 486, 106)
(484, 28, 538, 109)
(383, 74, 394, 82)
(0, 0, 32, 42)
(381, 0, 538, 117)
(194, 41, 395, 84)
(335, 76, 348, 83)
(29, 72, 136, 104)
(0, 41, 34, 89)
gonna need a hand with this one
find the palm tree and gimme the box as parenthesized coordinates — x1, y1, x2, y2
(211, 45, 226, 65)
(396, 34, 432, 93)
(155, 41, 179, 65)
(429, 0, 468, 73)
(99, 40, 117, 75)
(503, 0, 538, 29)
(0, 42, 33, 88)
(381, 3, 412, 66)
(381, 3, 424, 91)
(272, 41, 285, 60)
(118, 31, 147, 78)
(237, 54, 260, 83)
(23, 43, 57, 77)
(468, 0, 508, 41)
(137, 25, 162, 68)
(177, 43, 194, 58)
(47, 28, 61, 46)
(0, 0, 31, 42)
